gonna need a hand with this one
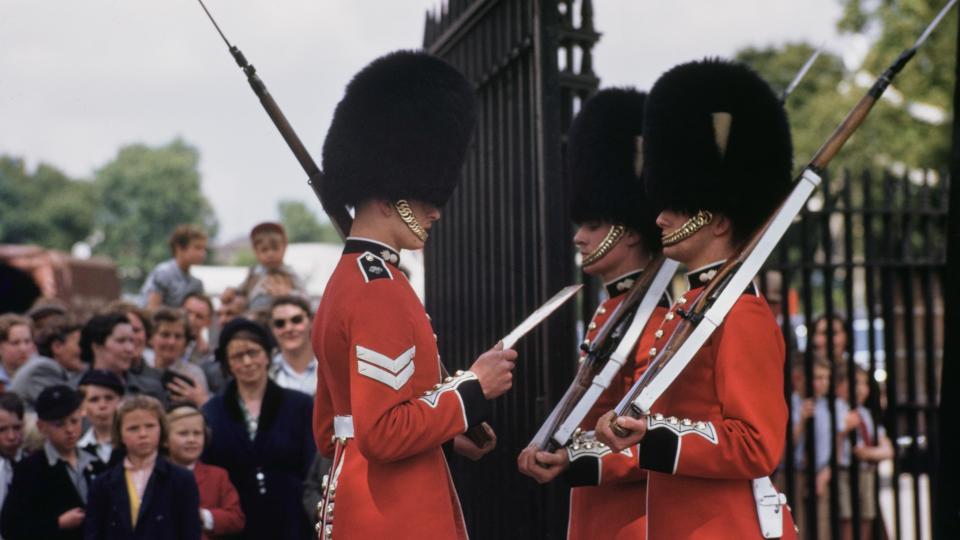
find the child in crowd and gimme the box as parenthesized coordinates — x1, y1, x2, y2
(216, 287, 247, 329)
(838, 366, 893, 540)
(0, 314, 34, 391)
(10, 316, 84, 409)
(166, 404, 245, 539)
(141, 224, 207, 309)
(0, 394, 25, 519)
(239, 222, 306, 312)
(1, 385, 105, 540)
(182, 293, 215, 365)
(150, 308, 209, 406)
(793, 357, 841, 539)
(84, 395, 200, 540)
(77, 369, 124, 466)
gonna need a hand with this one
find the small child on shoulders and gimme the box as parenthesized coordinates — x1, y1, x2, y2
(239, 222, 306, 313)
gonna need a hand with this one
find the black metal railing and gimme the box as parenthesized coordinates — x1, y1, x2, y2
(423, 1, 599, 538)
(423, 3, 944, 538)
(759, 168, 947, 539)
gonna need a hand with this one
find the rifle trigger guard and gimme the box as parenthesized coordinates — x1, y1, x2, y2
(676, 308, 702, 323)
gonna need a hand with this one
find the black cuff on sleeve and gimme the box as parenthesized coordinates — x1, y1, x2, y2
(456, 379, 491, 429)
(639, 426, 679, 474)
(565, 455, 601, 487)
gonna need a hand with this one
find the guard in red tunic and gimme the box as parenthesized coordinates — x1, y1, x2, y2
(595, 59, 799, 539)
(515, 88, 668, 539)
(311, 51, 518, 540)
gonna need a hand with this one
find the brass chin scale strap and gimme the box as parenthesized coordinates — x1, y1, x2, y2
(581, 224, 625, 267)
(661, 210, 713, 247)
(394, 200, 428, 242)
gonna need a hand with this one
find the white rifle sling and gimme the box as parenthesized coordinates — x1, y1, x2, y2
(553, 260, 679, 447)
(633, 169, 821, 412)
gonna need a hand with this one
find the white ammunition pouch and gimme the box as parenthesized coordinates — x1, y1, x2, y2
(334, 415, 355, 439)
(753, 476, 787, 538)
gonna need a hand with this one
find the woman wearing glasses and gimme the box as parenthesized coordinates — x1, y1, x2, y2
(267, 296, 317, 397)
(201, 318, 316, 540)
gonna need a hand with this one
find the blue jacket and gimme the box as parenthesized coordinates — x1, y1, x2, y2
(83, 456, 200, 540)
(202, 380, 315, 540)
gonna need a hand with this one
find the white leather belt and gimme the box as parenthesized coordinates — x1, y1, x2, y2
(334, 415, 354, 439)
(753, 476, 786, 538)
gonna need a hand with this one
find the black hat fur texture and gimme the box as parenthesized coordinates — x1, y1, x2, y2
(321, 50, 477, 209)
(643, 58, 793, 241)
(568, 88, 661, 252)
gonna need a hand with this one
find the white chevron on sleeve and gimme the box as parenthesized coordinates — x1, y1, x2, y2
(356, 345, 416, 390)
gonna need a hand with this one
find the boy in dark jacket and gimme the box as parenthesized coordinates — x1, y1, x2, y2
(0, 385, 105, 540)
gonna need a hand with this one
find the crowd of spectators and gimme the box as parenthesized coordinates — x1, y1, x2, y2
(0, 222, 323, 540)
(783, 314, 894, 540)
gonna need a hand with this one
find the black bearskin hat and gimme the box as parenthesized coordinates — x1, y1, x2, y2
(321, 50, 476, 209)
(568, 88, 661, 252)
(643, 58, 793, 241)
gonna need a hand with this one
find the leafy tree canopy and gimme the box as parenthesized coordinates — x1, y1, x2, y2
(278, 199, 342, 243)
(0, 157, 96, 251)
(92, 139, 218, 283)
(737, 0, 953, 174)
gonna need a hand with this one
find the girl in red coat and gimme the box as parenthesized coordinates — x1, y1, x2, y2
(166, 404, 244, 540)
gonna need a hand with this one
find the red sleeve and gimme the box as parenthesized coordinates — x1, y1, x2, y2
(207, 466, 246, 535)
(349, 281, 489, 463)
(313, 363, 336, 458)
(566, 432, 647, 487)
(639, 298, 787, 479)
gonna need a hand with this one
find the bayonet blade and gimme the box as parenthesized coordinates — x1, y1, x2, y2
(501, 285, 582, 350)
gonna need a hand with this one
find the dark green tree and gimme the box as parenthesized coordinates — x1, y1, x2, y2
(92, 139, 219, 285)
(278, 200, 342, 243)
(0, 156, 96, 251)
(737, 0, 953, 173)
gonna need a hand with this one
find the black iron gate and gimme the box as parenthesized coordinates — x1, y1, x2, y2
(759, 169, 947, 539)
(421, 3, 947, 539)
(422, 1, 598, 538)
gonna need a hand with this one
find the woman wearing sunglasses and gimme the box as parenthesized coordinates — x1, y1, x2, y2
(267, 295, 317, 397)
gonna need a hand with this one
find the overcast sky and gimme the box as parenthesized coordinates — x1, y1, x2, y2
(1, 0, 855, 243)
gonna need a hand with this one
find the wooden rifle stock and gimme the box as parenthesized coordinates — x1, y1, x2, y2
(611, 0, 957, 437)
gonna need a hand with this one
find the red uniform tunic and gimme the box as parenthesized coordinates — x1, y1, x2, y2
(564, 272, 669, 540)
(312, 238, 489, 540)
(636, 262, 797, 539)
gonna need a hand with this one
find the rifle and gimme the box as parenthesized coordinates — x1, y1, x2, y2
(195, 0, 499, 446)
(528, 46, 823, 452)
(612, 0, 957, 434)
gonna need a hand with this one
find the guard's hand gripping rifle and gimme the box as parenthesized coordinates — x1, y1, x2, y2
(196, 0, 494, 446)
(528, 256, 677, 451)
(611, 0, 957, 435)
(527, 47, 823, 452)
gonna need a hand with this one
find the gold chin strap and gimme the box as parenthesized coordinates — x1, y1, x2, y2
(581, 224, 625, 267)
(394, 200, 428, 243)
(661, 210, 713, 247)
